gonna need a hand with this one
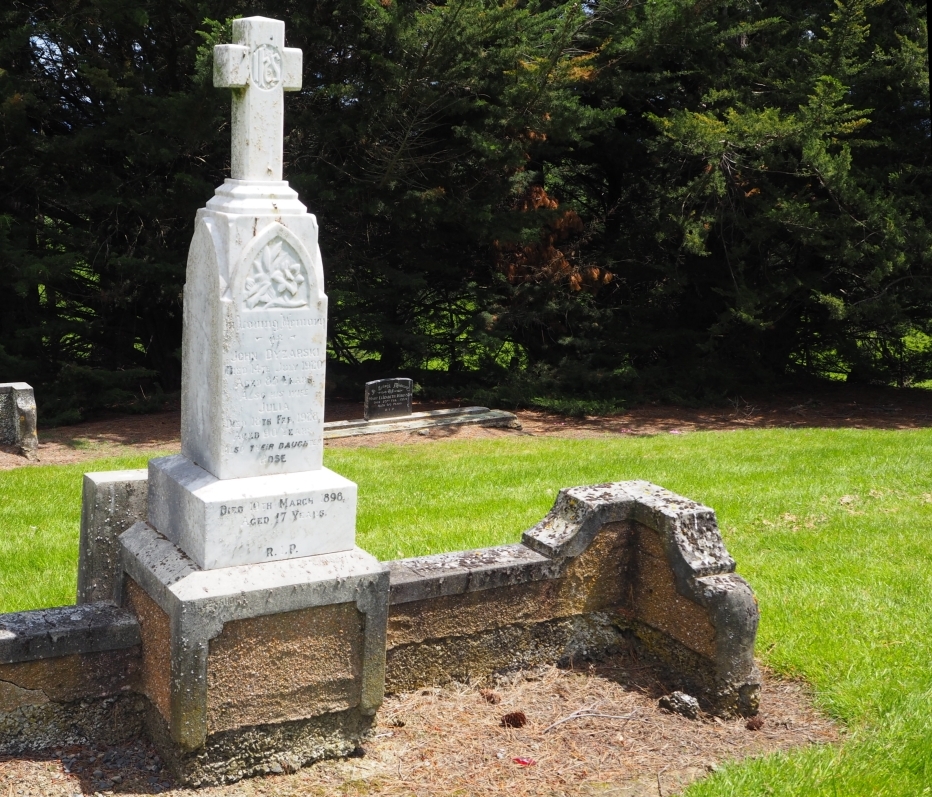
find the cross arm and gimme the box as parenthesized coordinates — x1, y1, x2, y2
(282, 47, 302, 92)
(214, 44, 250, 88)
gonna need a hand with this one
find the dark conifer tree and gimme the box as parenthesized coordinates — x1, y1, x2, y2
(0, 0, 928, 420)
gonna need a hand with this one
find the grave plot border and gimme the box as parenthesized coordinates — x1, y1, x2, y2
(0, 478, 760, 781)
(385, 480, 760, 716)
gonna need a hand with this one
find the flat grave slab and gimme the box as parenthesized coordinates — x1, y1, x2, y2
(324, 406, 520, 438)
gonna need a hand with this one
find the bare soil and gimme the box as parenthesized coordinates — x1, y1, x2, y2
(3, 384, 920, 794)
(2, 384, 930, 471)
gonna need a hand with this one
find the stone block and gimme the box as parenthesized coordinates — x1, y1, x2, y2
(77, 469, 148, 603)
(147, 454, 357, 569)
(0, 382, 37, 459)
(119, 521, 389, 783)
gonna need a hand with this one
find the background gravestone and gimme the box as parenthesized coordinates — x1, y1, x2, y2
(364, 378, 413, 421)
(0, 383, 38, 460)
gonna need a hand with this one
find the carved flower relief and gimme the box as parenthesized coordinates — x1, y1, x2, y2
(243, 238, 309, 309)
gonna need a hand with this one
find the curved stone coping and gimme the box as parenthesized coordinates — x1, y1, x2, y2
(523, 480, 736, 581)
(388, 480, 736, 600)
(0, 602, 140, 665)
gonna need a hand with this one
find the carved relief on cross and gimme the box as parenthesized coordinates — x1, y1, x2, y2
(214, 17, 302, 182)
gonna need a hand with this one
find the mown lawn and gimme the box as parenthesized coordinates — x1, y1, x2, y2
(1, 428, 930, 795)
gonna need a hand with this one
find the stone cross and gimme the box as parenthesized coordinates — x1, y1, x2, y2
(214, 17, 302, 182)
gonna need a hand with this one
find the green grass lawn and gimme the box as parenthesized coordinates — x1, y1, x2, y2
(1, 429, 931, 794)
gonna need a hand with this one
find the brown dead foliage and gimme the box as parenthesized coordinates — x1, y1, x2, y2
(493, 185, 612, 292)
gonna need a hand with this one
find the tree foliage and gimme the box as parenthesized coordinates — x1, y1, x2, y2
(0, 0, 928, 421)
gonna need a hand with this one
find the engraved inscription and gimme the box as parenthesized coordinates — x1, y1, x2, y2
(266, 544, 299, 557)
(208, 483, 353, 564)
(364, 377, 413, 421)
(231, 496, 332, 530)
(221, 302, 326, 470)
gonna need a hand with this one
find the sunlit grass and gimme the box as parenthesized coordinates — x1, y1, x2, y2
(0, 456, 158, 612)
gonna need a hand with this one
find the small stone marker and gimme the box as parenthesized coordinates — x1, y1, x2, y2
(0, 383, 37, 460)
(145, 15, 357, 569)
(364, 378, 413, 421)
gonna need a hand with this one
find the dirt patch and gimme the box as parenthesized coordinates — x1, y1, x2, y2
(2, 385, 930, 471)
(0, 657, 838, 797)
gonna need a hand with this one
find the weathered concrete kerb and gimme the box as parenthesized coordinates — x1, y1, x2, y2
(0, 477, 760, 784)
(0, 603, 143, 756)
(386, 480, 761, 717)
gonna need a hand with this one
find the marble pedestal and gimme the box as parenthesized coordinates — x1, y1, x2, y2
(148, 455, 357, 570)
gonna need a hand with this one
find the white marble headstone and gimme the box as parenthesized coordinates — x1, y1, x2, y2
(147, 17, 357, 569)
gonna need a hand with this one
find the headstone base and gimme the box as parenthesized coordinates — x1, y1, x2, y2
(147, 455, 357, 569)
(143, 699, 374, 786)
(118, 522, 388, 784)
